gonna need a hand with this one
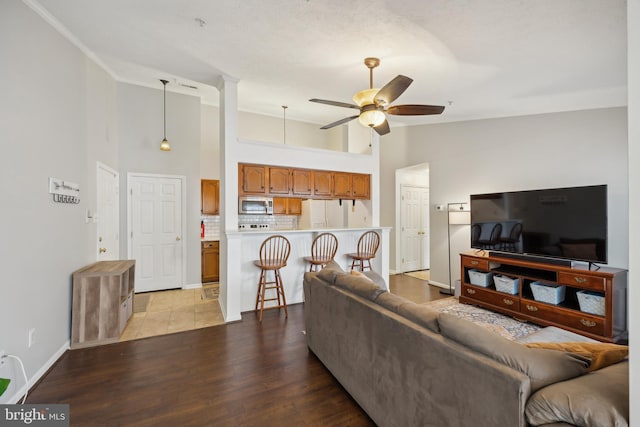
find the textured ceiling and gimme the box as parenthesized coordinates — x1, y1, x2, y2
(31, 0, 627, 128)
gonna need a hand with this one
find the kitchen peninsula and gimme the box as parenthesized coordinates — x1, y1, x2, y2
(226, 226, 390, 315)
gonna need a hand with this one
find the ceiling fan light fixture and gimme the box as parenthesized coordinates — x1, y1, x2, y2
(358, 109, 386, 127)
(352, 88, 379, 107)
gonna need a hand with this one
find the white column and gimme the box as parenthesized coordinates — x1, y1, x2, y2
(215, 75, 243, 322)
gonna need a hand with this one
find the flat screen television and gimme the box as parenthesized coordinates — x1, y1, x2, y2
(470, 185, 607, 264)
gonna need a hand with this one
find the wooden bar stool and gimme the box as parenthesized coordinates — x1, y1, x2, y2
(254, 235, 291, 321)
(346, 230, 380, 272)
(303, 232, 339, 272)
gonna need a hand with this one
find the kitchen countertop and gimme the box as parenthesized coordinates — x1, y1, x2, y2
(227, 226, 390, 236)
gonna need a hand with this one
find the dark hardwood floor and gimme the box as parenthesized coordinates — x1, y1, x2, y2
(28, 304, 374, 427)
(28, 274, 444, 426)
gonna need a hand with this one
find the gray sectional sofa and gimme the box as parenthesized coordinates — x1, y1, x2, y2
(303, 262, 629, 427)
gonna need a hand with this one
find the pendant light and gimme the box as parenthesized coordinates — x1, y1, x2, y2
(159, 79, 171, 151)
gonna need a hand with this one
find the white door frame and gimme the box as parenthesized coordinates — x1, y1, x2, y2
(96, 162, 119, 261)
(126, 172, 187, 289)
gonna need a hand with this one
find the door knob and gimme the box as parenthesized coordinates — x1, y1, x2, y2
(176, 236, 181, 241)
(99, 247, 107, 253)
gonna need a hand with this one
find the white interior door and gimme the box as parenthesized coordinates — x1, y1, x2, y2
(129, 174, 184, 293)
(400, 185, 430, 272)
(96, 162, 119, 261)
(401, 186, 422, 272)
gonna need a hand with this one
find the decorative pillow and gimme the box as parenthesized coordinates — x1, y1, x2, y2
(334, 273, 385, 301)
(525, 360, 629, 426)
(362, 271, 387, 288)
(317, 260, 345, 284)
(524, 342, 628, 371)
(397, 302, 440, 333)
(438, 313, 591, 392)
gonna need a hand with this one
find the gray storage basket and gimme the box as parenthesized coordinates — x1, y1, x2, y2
(576, 290, 605, 315)
(468, 269, 493, 287)
(530, 281, 566, 305)
(493, 275, 519, 294)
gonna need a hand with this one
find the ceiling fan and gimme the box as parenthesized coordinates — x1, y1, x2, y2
(309, 57, 445, 136)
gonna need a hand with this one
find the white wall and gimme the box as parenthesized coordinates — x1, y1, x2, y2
(0, 1, 118, 402)
(627, 0, 639, 421)
(201, 104, 351, 180)
(201, 104, 220, 179)
(380, 108, 629, 287)
(118, 83, 201, 286)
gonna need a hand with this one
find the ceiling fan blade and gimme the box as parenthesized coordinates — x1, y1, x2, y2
(386, 104, 445, 116)
(373, 119, 390, 136)
(309, 98, 359, 110)
(320, 115, 359, 129)
(374, 75, 413, 106)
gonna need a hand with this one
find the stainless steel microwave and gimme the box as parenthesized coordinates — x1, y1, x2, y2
(239, 196, 274, 215)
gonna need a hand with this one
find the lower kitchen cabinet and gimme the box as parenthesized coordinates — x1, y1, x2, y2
(202, 240, 220, 283)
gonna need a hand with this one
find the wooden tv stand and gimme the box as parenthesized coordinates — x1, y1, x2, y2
(459, 251, 627, 342)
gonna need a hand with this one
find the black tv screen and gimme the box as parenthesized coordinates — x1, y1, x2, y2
(470, 185, 607, 263)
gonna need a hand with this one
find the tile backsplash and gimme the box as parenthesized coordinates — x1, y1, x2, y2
(201, 216, 220, 240)
(201, 214, 298, 239)
(238, 215, 298, 230)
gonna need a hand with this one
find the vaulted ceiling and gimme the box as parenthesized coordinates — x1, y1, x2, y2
(32, 0, 627, 128)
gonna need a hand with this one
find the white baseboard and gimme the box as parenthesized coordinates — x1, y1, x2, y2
(3, 340, 69, 404)
(183, 282, 203, 290)
(428, 280, 449, 289)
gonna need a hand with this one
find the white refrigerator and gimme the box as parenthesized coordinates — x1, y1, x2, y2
(299, 199, 346, 229)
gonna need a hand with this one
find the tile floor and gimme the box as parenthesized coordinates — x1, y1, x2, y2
(119, 287, 224, 342)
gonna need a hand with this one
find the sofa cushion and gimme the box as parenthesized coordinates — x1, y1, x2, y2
(523, 342, 628, 371)
(374, 292, 406, 313)
(317, 260, 345, 284)
(438, 313, 590, 392)
(397, 302, 440, 333)
(516, 326, 598, 344)
(525, 360, 629, 426)
(334, 273, 385, 301)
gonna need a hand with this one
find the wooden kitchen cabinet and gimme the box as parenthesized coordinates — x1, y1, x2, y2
(202, 241, 220, 283)
(268, 167, 291, 194)
(292, 169, 313, 196)
(313, 171, 333, 197)
(333, 172, 352, 198)
(240, 164, 267, 194)
(352, 174, 370, 199)
(201, 179, 220, 215)
(71, 260, 136, 349)
(238, 163, 371, 200)
(273, 197, 302, 215)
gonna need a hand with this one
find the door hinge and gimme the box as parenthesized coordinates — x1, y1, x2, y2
(130, 231, 133, 238)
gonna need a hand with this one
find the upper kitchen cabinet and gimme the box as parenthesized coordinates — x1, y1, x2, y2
(273, 197, 302, 215)
(352, 174, 370, 199)
(333, 172, 352, 198)
(268, 167, 291, 195)
(239, 164, 267, 195)
(238, 163, 370, 200)
(312, 171, 332, 198)
(291, 169, 313, 196)
(201, 179, 220, 215)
